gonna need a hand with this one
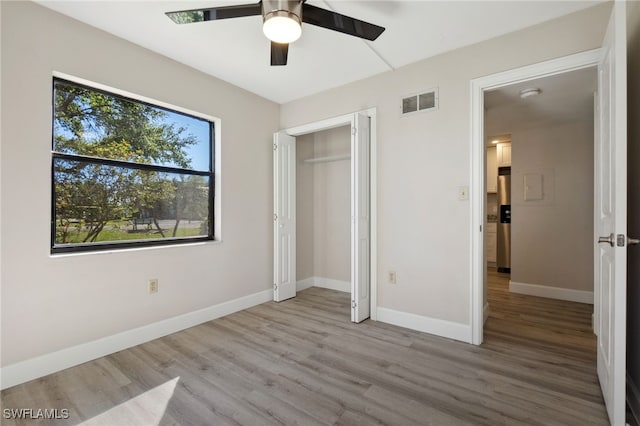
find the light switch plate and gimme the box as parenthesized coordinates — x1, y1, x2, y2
(458, 186, 469, 201)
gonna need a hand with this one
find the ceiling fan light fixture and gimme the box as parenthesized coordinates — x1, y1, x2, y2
(166, 0, 385, 66)
(263, 11, 301, 44)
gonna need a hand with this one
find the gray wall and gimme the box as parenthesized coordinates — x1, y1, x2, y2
(296, 127, 351, 283)
(509, 121, 594, 293)
(627, 0, 640, 418)
(0, 1, 280, 366)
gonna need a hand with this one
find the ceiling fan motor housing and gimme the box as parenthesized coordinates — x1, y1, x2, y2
(166, 0, 385, 65)
(262, 0, 302, 25)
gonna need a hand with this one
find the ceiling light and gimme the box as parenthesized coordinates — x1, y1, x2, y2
(491, 140, 500, 144)
(263, 11, 302, 43)
(519, 88, 541, 99)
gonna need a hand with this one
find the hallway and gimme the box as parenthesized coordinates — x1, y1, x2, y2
(485, 268, 597, 359)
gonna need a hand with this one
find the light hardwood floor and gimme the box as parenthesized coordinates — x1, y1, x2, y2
(1, 273, 609, 425)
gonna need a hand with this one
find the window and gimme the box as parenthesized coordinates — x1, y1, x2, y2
(52, 78, 215, 253)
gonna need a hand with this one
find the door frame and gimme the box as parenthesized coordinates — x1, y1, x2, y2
(281, 107, 378, 320)
(469, 49, 601, 344)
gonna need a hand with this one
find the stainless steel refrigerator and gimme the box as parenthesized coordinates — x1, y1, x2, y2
(497, 167, 511, 273)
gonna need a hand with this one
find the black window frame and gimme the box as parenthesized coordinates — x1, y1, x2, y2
(51, 77, 215, 254)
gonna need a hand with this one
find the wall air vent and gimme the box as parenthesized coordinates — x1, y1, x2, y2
(401, 88, 439, 116)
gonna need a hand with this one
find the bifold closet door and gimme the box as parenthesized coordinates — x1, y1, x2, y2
(351, 113, 370, 322)
(273, 131, 296, 302)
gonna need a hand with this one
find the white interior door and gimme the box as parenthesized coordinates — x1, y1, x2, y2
(351, 113, 371, 322)
(273, 131, 296, 302)
(595, 2, 627, 424)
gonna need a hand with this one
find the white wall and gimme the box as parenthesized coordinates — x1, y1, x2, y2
(312, 127, 351, 282)
(280, 3, 611, 327)
(296, 134, 315, 280)
(510, 121, 594, 292)
(296, 127, 351, 283)
(0, 2, 279, 367)
(626, 0, 640, 419)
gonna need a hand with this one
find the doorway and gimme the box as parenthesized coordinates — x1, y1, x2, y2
(273, 109, 377, 323)
(296, 126, 352, 296)
(472, 5, 629, 422)
(480, 68, 600, 391)
(483, 66, 597, 315)
(470, 49, 601, 344)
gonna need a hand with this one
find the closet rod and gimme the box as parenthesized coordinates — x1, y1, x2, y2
(303, 155, 351, 164)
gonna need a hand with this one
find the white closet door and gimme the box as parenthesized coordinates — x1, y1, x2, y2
(595, 2, 627, 424)
(351, 113, 370, 322)
(273, 131, 296, 302)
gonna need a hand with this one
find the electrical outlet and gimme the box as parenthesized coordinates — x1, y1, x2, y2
(148, 279, 158, 294)
(388, 271, 397, 285)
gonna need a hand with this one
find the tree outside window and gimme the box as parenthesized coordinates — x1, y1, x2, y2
(52, 78, 214, 253)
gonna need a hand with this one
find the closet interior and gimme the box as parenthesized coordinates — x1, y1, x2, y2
(296, 125, 352, 297)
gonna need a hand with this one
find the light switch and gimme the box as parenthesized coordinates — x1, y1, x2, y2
(458, 186, 469, 201)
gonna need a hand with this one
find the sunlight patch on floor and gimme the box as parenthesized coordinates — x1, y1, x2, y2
(82, 377, 179, 425)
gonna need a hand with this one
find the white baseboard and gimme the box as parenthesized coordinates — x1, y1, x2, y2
(0, 288, 273, 390)
(376, 307, 472, 344)
(313, 277, 350, 293)
(296, 277, 315, 292)
(628, 373, 640, 426)
(297, 276, 350, 293)
(509, 281, 593, 304)
(483, 302, 490, 324)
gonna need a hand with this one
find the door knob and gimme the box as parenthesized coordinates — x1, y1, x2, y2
(598, 234, 640, 247)
(598, 233, 615, 247)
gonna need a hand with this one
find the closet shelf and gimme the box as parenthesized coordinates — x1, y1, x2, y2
(303, 155, 351, 164)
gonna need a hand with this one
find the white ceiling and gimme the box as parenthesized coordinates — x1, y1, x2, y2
(484, 66, 597, 137)
(37, 0, 603, 104)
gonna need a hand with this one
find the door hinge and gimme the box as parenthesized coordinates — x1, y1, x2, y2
(273, 143, 278, 151)
(351, 300, 357, 309)
(273, 213, 278, 221)
(351, 126, 357, 135)
(274, 283, 278, 290)
(617, 234, 626, 247)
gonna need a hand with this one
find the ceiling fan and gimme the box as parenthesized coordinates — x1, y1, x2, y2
(166, 0, 385, 66)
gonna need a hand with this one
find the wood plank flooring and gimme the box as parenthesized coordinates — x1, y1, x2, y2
(1, 273, 608, 425)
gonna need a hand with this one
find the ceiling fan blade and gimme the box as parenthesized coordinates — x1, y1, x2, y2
(166, 2, 262, 24)
(301, 3, 385, 41)
(271, 42, 289, 66)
